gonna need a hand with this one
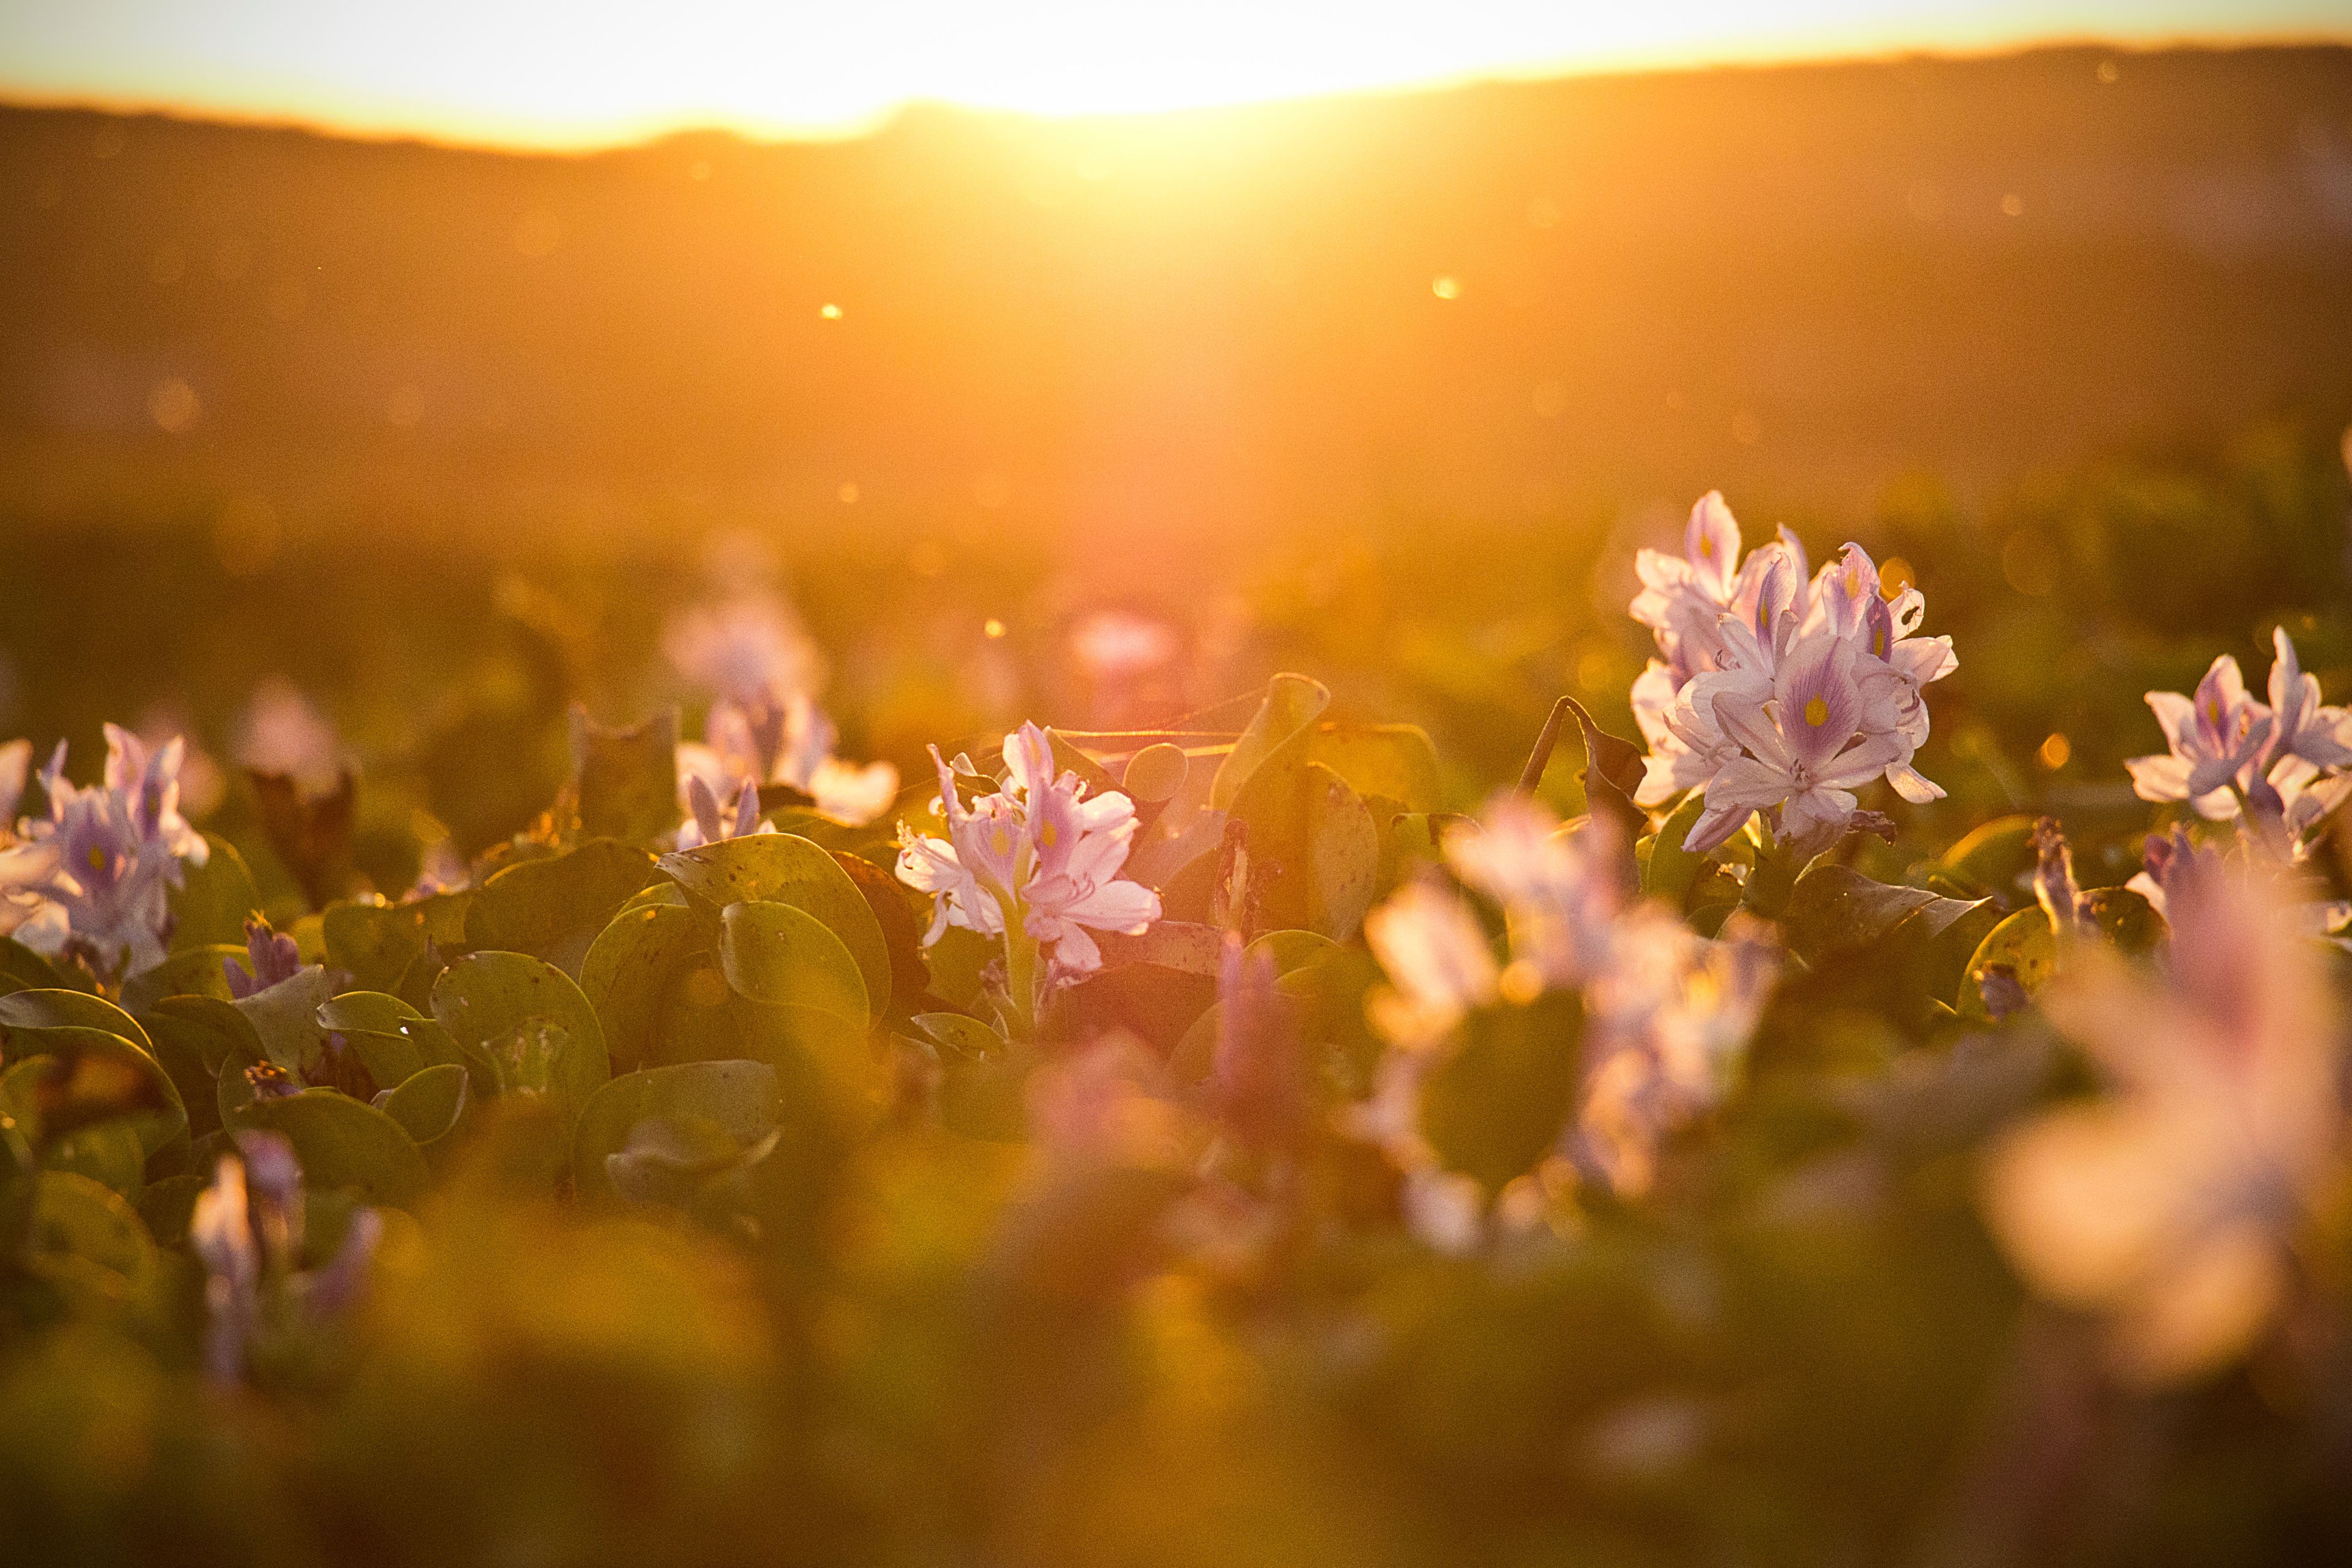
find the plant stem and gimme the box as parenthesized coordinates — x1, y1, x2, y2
(1002, 900, 1040, 1040)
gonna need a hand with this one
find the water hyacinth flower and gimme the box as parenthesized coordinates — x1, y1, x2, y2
(1630, 495, 1953, 855)
(1981, 857, 2345, 1382)
(190, 1131, 380, 1384)
(894, 722, 1162, 1022)
(225, 915, 303, 998)
(667, 589, 899, 827)
(2126, 629, 2352, 843)
(1, 725, 209, 978)
(674, 772, 775, 851)
(1353, 800, 1776, 1239)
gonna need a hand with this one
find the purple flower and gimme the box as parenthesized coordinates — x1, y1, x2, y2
(225, 916, 303, 999)
(3, 726, 209, 978)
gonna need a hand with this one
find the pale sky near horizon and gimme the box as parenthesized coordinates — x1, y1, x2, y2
(2, 1, 2346, 148)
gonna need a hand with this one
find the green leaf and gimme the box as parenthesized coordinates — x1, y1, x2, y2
(0, 1020, 185, 1164)
(2084, 886, 2164, 954)
(1642, 792, 1711, 909)
(230, 1088, 430, 1207)
(431, 952, 610, 1113)
(24, 1171, 162, 1319)
(1244, 929, 1341, 977)
(133, 1009, 235, 1141)
(908, 1013, 1028, 1138)
(661, 834, 892, 1012)
(0, 989, 156, 1056)
(0, 938, 75, 997)
(318, 990, 463, 1090)
(34, 1116, 146, 1198)
(1305, 723, 1442, 813)
(717, 901, 870, 1028)
(231, 966, 334, 1075)
(167, 833, 261, 951)
(323, 893, 471, 994)
(1562, 698, 1647, 840)
(119, 944, 243, 1015)
(1422, 992, 1586, 1195)
(461, 837, 662, 977)
(1233, 759, 1381, 940)
(1211, 673, 1331, 812)
(578, 902, 707, 1072)
(377, 1060, 470, 1148)
(571, 1059, 783, 1205)
(1936, 815, 2040, 901)
(1782, 866, 1995, 963)
(140, 995, 262, 1071)
(912, 1012, 1009, 1058)
(570, 704, 681, 845)
(1958, 908, 2059, 1022)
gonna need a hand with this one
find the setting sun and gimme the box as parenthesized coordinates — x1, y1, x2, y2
(1, 0, 2345, 144)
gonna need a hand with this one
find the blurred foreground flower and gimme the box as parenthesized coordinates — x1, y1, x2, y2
(1631, 494, 1953, 855)
(1982, 855, 2345, 1383)
(1, 725, 208, 978)
(895, 722, 1160, 1031)
(1355, 798, 1775, 1247)
(191, 1130, 381, 1383)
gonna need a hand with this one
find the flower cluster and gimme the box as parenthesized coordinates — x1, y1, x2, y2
(667, 591, 899, 828)
(2125, 627, 2352, 850)
(1356, 798, 1775, 1245)
(1630, 493, 1956, 855)
(0, 725, 208, 978)
(895, 722, 1163, 1005)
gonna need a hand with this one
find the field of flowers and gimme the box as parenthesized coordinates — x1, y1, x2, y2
(3, 428, 2351, 1566)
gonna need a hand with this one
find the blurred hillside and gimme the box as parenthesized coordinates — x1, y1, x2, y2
(3, 44, 2351, 568)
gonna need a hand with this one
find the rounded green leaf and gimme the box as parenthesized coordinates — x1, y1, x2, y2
(571, 1059, 782, 1204)
(323, 893, 471, 994)
(718, 901, 869, 1028)
(462, 838, 661, 975)
(1244, 930, 1341, 977)
(0, 938, 75, 997)
(0, 989, 156, 1056)
(579, 901, 707, 1073)
(119, 944, 244, 1014)
(1211, 673, 1331, 812)
(377, 1060, 470, 1148)
(1233, 759, 1380, 940)
(230, 1089, 430, 1207)
(1959, 908, 2059, 1021)
(661, 834, 892, 1012)
(431, 951, 610, 1111)
(1422, 993, 1586, 1195)
(24, 1171, 162, 1319)
(167, 834, 260, 951)
(0, 1021, 186, 1163)
(318, 990, 463, 1090)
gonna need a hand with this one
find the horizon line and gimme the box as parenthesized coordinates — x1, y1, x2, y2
(2, 32, 2345, 158)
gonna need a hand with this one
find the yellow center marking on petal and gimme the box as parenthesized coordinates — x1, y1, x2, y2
(1698, 536, 1712, 557)
(1804, 695, 1829, 727)
(1039, 822, 1058, 849)
(990, 827, 1011, 857)
(1873, 629, 1888, 657)
(87, 846, 106, 871)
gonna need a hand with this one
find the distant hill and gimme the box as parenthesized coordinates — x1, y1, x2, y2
(4, 45, 2350, 557)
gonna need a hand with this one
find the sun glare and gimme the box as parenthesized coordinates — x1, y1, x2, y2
(0, 0, 2344, 146)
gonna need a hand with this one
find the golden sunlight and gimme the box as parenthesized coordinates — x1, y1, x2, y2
(0, 0, 2343, 145)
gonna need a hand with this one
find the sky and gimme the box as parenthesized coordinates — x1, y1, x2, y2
(1, 1, 2346, 147)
